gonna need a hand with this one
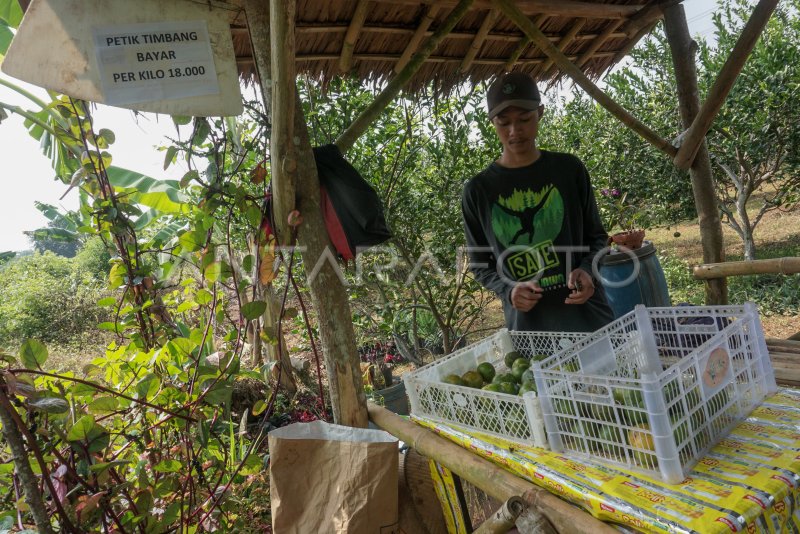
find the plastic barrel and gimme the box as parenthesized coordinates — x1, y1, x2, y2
(598, 241, 671, 318)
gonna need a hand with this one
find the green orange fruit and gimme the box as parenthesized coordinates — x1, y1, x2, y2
(442, 374, 465, 386)
(504, 350, 523, 369)
(461, 371, 484, 389)
(476, 362, 496, 383)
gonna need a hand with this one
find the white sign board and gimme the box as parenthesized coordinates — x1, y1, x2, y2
(2, 0, 243, 117)
(94, 20, 219, 106)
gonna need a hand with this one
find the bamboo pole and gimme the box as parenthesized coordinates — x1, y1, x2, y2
(242, 0, 298, 394)
(367, 403, 618, 534)
(504, 14, 546, 71)
(340, 0, 371, 73)
(540, 18, 586, 79)
(473, 496, 529, 534)
(693, 257, 800, 279)
(336, 0, 475, 153)
(373, 0, 641, 19)
(491, 0, 677, 158)
(663, 3, 727, 305)
(395, 4, 440, 73)
(673, 0, 780, 171)
(460, 9, 501, 73)
(269, 0, 297, 246)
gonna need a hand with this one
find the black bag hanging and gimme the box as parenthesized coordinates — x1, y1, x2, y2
(313, 144, 392, 260)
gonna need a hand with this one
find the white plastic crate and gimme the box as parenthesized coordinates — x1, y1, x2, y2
(533, 303, 777, 484)
(404, 329, 588, 447)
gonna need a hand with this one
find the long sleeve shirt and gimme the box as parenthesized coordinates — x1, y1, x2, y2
(461, 150, 614, 332)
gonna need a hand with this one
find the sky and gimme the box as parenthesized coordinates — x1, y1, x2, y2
(0, 0, 720, 252)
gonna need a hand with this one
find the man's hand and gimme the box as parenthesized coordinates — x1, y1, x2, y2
(565, 268, 595, 305)
(511, 281, 543, 312)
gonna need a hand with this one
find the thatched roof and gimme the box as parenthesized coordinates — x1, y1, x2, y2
(223, 0, 674, 90)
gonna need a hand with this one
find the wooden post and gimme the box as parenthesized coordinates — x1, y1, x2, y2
(368, 403, 619, 534)
(336, 0, 475, 153)
(672, 0, 779, 170)
(491, 0, 677, 159)
(663, 3, 728, 305)
(269, 0, 368, 426)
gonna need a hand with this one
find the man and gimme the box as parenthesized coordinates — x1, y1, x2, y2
(461, 72, 614, 332)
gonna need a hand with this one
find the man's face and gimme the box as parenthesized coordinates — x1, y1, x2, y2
(491, 105, 544, 155)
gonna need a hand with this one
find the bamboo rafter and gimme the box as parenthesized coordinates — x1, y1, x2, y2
(540, 18, 586, 79)
(395, 4, 441, 73)
(576, 18, 624, 68)
(493, 0, 677, 157)
(371, 0, 642, 19)
(460, 9, 501, 73)
(504, 14, 547, 71)
(339, 0, 371, 73)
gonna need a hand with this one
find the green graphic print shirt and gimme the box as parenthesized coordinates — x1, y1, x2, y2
(462, 150, 613, 332)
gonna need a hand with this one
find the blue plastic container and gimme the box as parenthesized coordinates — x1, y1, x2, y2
(598, 241, 671, 318)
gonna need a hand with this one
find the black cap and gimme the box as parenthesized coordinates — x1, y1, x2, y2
(486, 72, 541, 119)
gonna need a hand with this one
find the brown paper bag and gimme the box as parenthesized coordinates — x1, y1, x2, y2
(269, 420, 399, 533)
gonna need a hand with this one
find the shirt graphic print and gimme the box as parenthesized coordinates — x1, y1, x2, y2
(490, 184, 566, 289)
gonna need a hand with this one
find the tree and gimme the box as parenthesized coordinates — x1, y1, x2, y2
(700, 0, 800, 260)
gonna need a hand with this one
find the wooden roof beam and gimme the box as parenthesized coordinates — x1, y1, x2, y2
(337, 0, 476, 152)
(373, 0, 641, 19)
(540, 18, 586, 79)
(460, 9, 501, 73)
(673, 0, 779, 170)
(504, 14, 546, 71)
(394, 4, 441, 73)
(339, 0, 371, 73)
(620, 0, 676, 38)
(492, 0, 677, 158)
(249, 49, 617, 64)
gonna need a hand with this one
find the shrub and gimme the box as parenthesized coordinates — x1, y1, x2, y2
(0, 252, 107, 346)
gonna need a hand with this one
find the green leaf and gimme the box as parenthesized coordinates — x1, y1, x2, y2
(179, 229, 205, 252)
(196, 289, 213, 305)
(172, 115, 192, 126)
(239, 454, 264, 476)
(108, 263, 125, 289)
(245, 205, 262, 227)
(153, 459, 182, 473)
(106, 166, 189, 214)
(204, 261, 222, 283)
(0, 0, 23, 27)
(252, 400, 267, 416)
(28, 396, 69, 414)
(97, 297, 117, 307)
(67, 415, 97, 441)
(0, 19, 12, 59)
(176, 301, 196, 313)
(89, 460, 129, 474)
(88, 396, 119, 414)
(180, 169, 199, 188)
(19, 339, 47, 369)
(242, 254, 254, 273)
(241, 301, 267, 321)
(163, 146, 178, 170)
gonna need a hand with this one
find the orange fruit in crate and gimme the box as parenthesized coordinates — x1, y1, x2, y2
(477, 362, 496, 383)
(442, 374, 465, 386)
(504, 350, 523, 368)
(461, 371, 484, 389)
(627, 424, 658, 467)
